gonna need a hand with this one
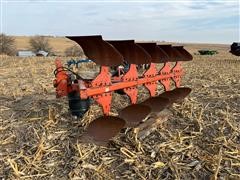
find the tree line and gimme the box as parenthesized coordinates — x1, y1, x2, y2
(0, 34, 83, 57)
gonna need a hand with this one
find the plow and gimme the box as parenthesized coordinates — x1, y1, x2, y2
(53, 35, 193, 145)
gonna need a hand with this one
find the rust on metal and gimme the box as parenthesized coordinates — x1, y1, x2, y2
(119, 104, 151, 127)
(84, 116, 125, 145)
(66, 35, 123, 66)
(137, 43, 169, 63)
(141, 97, 170, 112)
(173, 87, 192, 98)
(158, 45, 182, 62)
(158, 87, 192, 103)
(107, 40, 151, 65)
(173, 46, 193, 61)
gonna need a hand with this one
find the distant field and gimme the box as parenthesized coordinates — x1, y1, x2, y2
(14, 36, 231, 56)
(14, 36, 75, 56)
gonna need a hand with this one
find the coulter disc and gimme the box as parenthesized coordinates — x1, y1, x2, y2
(141, 97, 170, 112)
(158, 87, 192, 103)
(83, 116, 125, 145)
(119, 104, 151, 127)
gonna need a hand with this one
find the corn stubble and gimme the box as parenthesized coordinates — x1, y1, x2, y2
(0, 47, 240, 179)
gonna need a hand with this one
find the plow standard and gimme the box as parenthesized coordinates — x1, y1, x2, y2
(53, 35, 193, 145)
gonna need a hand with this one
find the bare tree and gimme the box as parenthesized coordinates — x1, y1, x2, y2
(29, 35, 52, 53)
(0, 34, 17, 56)
(65, 45, 84, 57)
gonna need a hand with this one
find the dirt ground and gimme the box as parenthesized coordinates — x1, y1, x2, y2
(0, 45, 240, 179)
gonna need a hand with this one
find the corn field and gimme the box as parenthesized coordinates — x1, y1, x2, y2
(0, 46, 240, 179)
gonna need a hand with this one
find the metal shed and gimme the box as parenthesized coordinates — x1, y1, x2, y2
(17, 50, 36, 57)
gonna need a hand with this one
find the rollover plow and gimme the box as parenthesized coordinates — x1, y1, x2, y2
(53, 35, 193, 145)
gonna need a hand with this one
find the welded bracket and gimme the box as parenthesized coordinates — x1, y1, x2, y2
(123, 64, 138, 104)
(159, 62, 171, 91)
(91, 66, 112, 115)
(143, 63, 158, 97)
(172, 61, 183, 87)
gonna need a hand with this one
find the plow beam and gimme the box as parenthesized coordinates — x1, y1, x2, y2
(79, 70, 183, 99)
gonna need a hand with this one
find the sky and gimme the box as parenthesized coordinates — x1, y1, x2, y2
(1, 0, 239, 44)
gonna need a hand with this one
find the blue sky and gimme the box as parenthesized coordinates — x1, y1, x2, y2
(1, 0, 239, 43)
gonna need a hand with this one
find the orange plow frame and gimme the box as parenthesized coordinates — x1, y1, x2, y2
(54, 60, 183, 115)
(53, 35, 193, 145)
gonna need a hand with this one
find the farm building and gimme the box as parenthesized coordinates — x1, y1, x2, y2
(17, 50, 35, 57)
(17, 50, 49, 57)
